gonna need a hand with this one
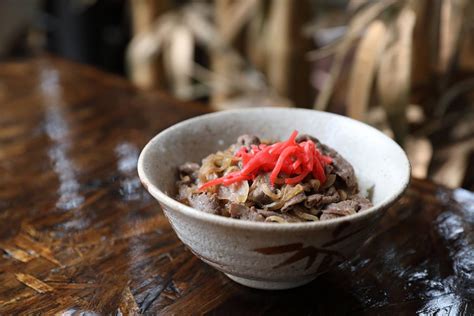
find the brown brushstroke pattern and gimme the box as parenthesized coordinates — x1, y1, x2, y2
(333, 220, 351, 237)
(118, 286, 140, 315)
(15, 273, 54, 294)
(254, 243, 346, 270)
(253, 224, 367, 270)
(0, 57, 472, 315)
(0, 245, 37, 263)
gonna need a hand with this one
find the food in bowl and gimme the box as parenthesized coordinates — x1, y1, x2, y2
(176, 131, 372, 222)
(139, 108, 411, 289)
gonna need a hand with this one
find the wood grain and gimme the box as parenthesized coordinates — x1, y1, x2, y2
(0, 57, 472, 315)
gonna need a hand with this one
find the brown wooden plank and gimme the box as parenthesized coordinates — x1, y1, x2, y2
(0, 57, 472, 315)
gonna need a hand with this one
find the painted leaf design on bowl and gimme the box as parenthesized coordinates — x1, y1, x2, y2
(254, 243, 346, 270)
(254, 224, 365, 270)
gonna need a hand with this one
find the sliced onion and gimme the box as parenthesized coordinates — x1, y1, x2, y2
(217, 179, 249, 203)
(265, 216, 287, 223)
(309, 207, 320, 216)
(261, 183, 281, 200)
(310, 179, 320, 191)
(263, 200, 285, 211)
(338, 189, 347, 201)
(262, 184, 304, 211)
(281, 184, 304, 201)
(199, 151, 235, 179)
(293, 209, 319, 221)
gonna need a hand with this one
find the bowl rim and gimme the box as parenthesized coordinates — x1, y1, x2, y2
(137, 107, 411, 231)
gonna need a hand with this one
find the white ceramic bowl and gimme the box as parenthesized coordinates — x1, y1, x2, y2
(137, 108, 410, 290)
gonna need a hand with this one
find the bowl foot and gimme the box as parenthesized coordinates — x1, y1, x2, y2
(225, 273, 315, 290)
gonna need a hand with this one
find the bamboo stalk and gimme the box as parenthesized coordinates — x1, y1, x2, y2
(128, 0, 172, 90)
(348, 0, 371, 12)
(459, 22, 474, 72)
(438, 0, 469, 74)
(221, 0, 259, 42)
(410, 0, 432, 88)
(211, 0, 251, 108)
(246, 0, 270, 72)
(266, 0, 312, 107)
(313, 0, 397, 111)
(377, 4, 416, 145)
(406, 136, 432, 178)
(346, 20, 388, 120)
(458, 1, 474, 72)
(163, 24, 194, 99)
(432, 138, 474, 188)
(130, 0, 158, 35)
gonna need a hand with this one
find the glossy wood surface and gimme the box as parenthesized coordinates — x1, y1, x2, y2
(0, 58, 472, 315)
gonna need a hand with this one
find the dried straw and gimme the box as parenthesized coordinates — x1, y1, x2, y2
(346, 19, 388, 120)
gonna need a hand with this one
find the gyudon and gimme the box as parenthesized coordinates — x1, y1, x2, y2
(176, 131, 372, 223)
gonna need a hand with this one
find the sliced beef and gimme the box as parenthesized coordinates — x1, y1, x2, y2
(188, 193, 221, 215)
(256, 208, 304, 222)
(350, 194, 373, 211)
(325, 199, 359, 213)
(178, 162, 200, 181)
(229, 203, 246, 218)
(302, 182, 313, 192)
(320, 145, 357, 194)
(305, 187, 340, 208)
(320, 200, 358, 220)
(229, 204, 264, 221)
(320, 194, 372, 220)
(178, 184, 192, 202)
(296, 134, 318, 144)
(324, 164, 334, 175)
(179, 162, 199, 175)
(177, 133, 371, 223)
(237, 134, 260, 147)
(248, 175, 273, 206)
(320, 213, 344, 221)
(318, 193, 339, 206)
(246, 212, 265, 222)
(281, 192, 306, 211)
(297, 134, 357, 194)
(248, 188, 273, 206)
(177, 175, 192, 185)
(301, 179, 323, 193)
(305, 194, 322, 208)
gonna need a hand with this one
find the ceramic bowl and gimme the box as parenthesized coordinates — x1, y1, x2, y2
(137, 108, 410, 290)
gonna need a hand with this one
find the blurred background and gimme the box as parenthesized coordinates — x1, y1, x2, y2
(0, 0, 473, 191)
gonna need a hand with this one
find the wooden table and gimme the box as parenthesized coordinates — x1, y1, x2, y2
(0, 57, 472, 315)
